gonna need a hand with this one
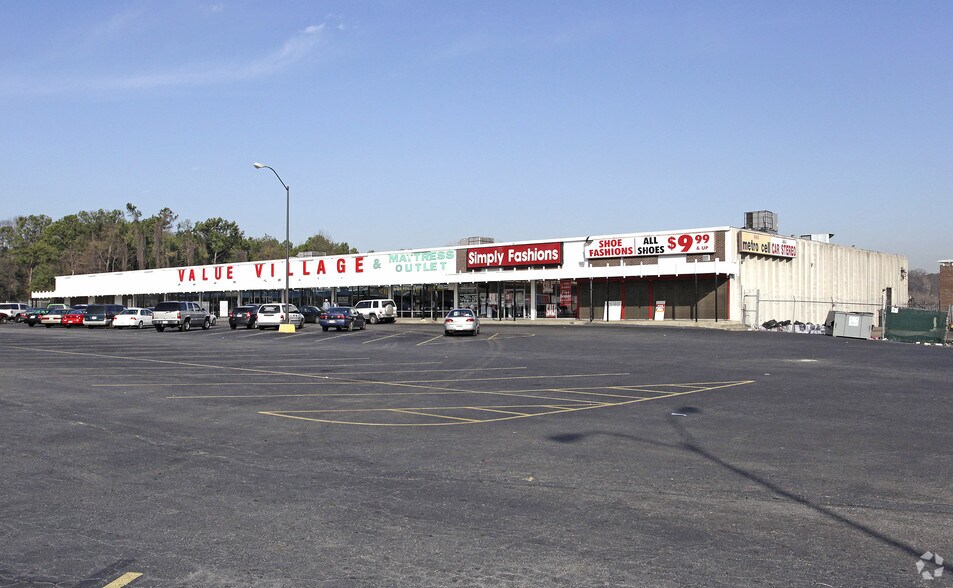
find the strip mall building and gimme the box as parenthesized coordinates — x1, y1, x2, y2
(32, 222, 908, 327)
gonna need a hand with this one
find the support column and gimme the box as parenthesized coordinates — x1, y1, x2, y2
(530, 280, 537, 319)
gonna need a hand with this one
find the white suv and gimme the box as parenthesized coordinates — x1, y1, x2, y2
(0, 302, 31, 323)
(352, 299, 398, 324)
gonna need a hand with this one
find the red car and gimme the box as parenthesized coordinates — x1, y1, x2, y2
(61, 309, 86, 328)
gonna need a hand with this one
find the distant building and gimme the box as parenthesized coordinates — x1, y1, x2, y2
(32, 217, 907, 326)
(940, 260, 953, 312)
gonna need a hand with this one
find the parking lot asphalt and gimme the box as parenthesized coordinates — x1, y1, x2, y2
(1, 321, 951, 587)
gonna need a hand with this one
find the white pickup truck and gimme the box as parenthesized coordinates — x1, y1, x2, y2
(152, 301, 211, 332)
(0, 302, 31, 323)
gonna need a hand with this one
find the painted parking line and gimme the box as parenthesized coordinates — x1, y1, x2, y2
(363, 332, 404, 344)
(390, 372, 629, 384)
(95, 366, 530, 388)
(101, 572, 142, 588)
(259, 380, 755, 426)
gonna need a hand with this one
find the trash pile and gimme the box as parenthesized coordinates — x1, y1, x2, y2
(758, 319, 829, 335)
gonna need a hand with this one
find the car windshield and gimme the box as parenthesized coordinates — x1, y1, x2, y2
(119, 309, 137, 315)
(449, 310, 473, 318)
(328, 307, 350, 314)
(154, 302, 181, 312)
(260, 305, 281, 313)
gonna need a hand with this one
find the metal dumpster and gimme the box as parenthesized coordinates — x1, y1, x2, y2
(828, 311, 873, 339)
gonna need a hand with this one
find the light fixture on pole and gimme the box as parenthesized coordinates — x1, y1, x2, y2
(253, 162, 295, 333)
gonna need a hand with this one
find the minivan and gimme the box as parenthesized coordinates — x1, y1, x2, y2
(84, 304, 126, 328)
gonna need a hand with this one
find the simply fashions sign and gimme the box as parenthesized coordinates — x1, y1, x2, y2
(466, 243, 563, 269)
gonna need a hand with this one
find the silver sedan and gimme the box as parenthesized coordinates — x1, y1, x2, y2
(443, 308, 480, 336)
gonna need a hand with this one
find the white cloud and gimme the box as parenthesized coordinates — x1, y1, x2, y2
(1, 18, 342, 95)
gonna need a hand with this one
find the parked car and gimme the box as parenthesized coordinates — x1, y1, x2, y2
(228, 304, 261, 329)
(444, 308, 480, 336)
(46, 304, 69, 310)
(299, 305, 321, 324)
(152, 301, 211, 332)
(41, 308, 69, 327)
(13, 307, 37, 323)
(352, 299, 398, 324)
(0, 302, 32, 323)
(61, 309, 86, 328)
(112, 307, 154, 329)
(84, 303, 126, 328)
(23, 308, 50, 327)
(256, 303, 305, 330)
(319, 307, 366, 332)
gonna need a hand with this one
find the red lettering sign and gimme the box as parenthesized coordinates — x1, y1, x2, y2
(466, 243, 563, 269)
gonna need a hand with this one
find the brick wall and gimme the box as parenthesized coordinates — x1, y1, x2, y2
(941, 263, 953, 311)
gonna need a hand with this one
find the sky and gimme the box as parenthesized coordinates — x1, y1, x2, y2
(1, 1, 951, 270)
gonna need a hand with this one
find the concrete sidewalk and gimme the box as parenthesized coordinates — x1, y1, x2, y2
(399, 317, 750, 331)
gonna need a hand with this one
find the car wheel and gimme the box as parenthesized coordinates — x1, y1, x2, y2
(182, 319, 191, 332)
(346, 322, 353, 332)
(137, 321, 143, 329)
(28, 322, 35, 327)
(45, 324, 51, 328)
(156, 325, 165, 332)
(444, 330, 451, 336)
(202, 317, 211, 330)
(369, 314, 379, 324)
(322, 326, 329, 332)
(230, 324, 237, 330)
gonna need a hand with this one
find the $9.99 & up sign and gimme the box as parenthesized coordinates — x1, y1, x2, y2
(585, 232, 716, 259)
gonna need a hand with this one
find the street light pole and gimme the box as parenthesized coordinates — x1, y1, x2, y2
(253, 162, 294, 332)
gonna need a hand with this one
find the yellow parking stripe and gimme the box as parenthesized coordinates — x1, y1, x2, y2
(466, 407, 532, 416)
(388, 409, 480, 422)
(415, 334, 444, 347)
(102, 572, 142, 588)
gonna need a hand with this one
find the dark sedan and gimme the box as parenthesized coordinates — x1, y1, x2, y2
(23, 309, 50, 327)
(299, 305, 321, 324)
(318, 307, 366, 332)
(228, 304, 261, 329)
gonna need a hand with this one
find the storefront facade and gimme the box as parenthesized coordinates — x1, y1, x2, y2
(32, 225, 907, 327)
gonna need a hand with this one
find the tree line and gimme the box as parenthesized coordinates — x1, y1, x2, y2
(0, 204, 357, 301)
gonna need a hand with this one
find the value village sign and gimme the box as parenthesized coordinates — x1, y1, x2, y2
(171, 249, 460, 290)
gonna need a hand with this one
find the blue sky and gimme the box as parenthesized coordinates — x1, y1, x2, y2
(2, 1, 950, 270)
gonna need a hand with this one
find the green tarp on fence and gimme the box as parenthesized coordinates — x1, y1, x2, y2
(883, 307, 948, 344)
